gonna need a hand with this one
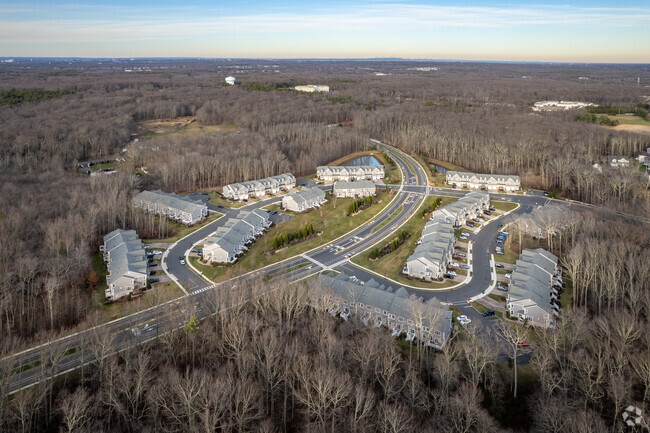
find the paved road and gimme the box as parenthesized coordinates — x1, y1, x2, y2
(2, 142, 429, 395)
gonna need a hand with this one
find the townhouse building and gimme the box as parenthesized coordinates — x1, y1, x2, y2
(506, 248, 562, 328)
(313, 272, 453, 349)
(133, 190, 208, 225)
(282, 187, 327, 212)
(100, 229, 148, 301)
(317, 165, 384, 182)
(446, 170, 520, 192)
(202, 209, 271, 263)
(222, 173, 296, 201)
(332, 180, 377, 198)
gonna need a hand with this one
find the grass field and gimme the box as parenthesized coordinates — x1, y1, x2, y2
(490, 201, 519, 212)
(89, 161, 119, 172)
(196, 190, 396, 282)
(609, 115, 650, 127)
(351, 196, 462, 289)
(143, 212, 223, 244)
(139, 118, 235, 140)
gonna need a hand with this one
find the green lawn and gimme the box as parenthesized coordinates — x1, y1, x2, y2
(90, 161, 119, 172)
(490, 200, 519, 212)
(488, 294, 507, 303)
(351, 196, 462, 289)
(196, 190, 396, 282)
(609, 115, 650, 127)
(143, 212, 223, 244)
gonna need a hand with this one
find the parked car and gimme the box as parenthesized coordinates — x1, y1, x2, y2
(146, 252, 154, 258)
(180, 259, 186, 265)
(466, 222, 475, 228)
(460, 236, 469, 241)
(484, 210, 492, 216)
(452, 183, 457, 189)
(152, 250, 162, 255)
(543, 191, 549, 196)
(505, 273, 511, 279)
(457, 315, 471, 325)
(143, 244, 150, 249)
(472, 218, 480, 223)
(497, 284, 508, 291)
(444, 273, 454, 279)
(149, 277, 159, 283)
(448, 271, 457, 277)
(462, 232, 471, 237)
(517, 340, 530, 347)
(495, 263, 504, 268)
(498, 223, 503, 228)
(482, 310, 495, 317)
(489, 207, 496, 211)
(501, 231, 509, 235)
(459, 264, 469, 269)
(449, 262, 460, 268)
(456, 252, 467, 257)
(496, 239, 504, 244)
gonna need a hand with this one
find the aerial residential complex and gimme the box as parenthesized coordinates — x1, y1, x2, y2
(313, 272, 453, 348)
(506, 249, 562, 328)
(100, 229, 148, 301)
(317, 165, 385, 182)
(202, 209, 271, 263)
(281, 187, 327, 212)
(446, 171, 520, 192)
(333, 180, 377, 198)
(222, 173, 296, 201)
(133, 190, 208, 225)
(404, 192, 490, 281)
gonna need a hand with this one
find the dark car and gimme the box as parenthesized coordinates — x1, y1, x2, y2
(149, 277, 159, 283)
(489, 207, 496, 211)
(444, 273, 454, 278)
(498, 223, 503, 227)
(482, 310, 495, 317)
(544, 191, 549, 197)
(484, 210, 492, 216)
(466, 222, 475, 228)
(495, 263, 504, 268)
(217, 205, 225, 209)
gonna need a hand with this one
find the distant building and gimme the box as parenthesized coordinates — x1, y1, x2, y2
(295, 85, 330, 93)
(312, 272, 453, 349)
(202, 209, 271, 263)
(446, 171, 520, 192)
(223, 173, 296, 201)
(133, 190, 208, 226)
(225, 76, 236, 85)
(317, 165, 384, 182)
(608, 156, 630, 167)
(100, 229, 148, 301)
(435, 191, 490, 227)
(506, 249, 562, 328)
(333, 180, 376, 198)
(532, 101, 596, 111)
(282, 187, 327, 212)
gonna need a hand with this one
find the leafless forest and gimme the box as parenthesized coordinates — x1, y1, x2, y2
(0, 59, 649, 432)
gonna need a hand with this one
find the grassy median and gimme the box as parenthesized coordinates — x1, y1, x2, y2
(351, 195, 462, 289)
(196, 190, 396, 282)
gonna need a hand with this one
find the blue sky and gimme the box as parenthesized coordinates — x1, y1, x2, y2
(1, 0, 649, 62)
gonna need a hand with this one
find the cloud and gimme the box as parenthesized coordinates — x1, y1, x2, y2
(0, 2, 648, 53)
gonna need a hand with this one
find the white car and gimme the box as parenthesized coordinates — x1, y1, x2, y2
(180, 259, 186, 265)
(447, 271, 457, 277)
(449, 262, 460, 268)
(457, 315, 471, 325)
(505, 273, 511, 279)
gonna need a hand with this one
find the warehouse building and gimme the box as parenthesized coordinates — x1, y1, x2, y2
(295, 85, 330, 93)
(100, 229, 148, 301)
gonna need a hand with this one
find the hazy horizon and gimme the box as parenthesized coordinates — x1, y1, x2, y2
(1, 0, 650, 63)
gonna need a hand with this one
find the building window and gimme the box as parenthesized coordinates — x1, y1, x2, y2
(375, 307, 381, 313)
(398, 317, 404, 322)
(383, 310, 387, 315)
(388, 314, 394, 319)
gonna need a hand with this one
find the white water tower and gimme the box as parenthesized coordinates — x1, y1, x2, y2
(225, 76, 236, 85)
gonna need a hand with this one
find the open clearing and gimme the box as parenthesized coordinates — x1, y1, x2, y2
(613, 124, 650, 134)
(135, 116, 234, 138)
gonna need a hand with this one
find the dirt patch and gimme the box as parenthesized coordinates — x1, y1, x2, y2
(135, 116, 197, 135)
(613, 124, 650, 135)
